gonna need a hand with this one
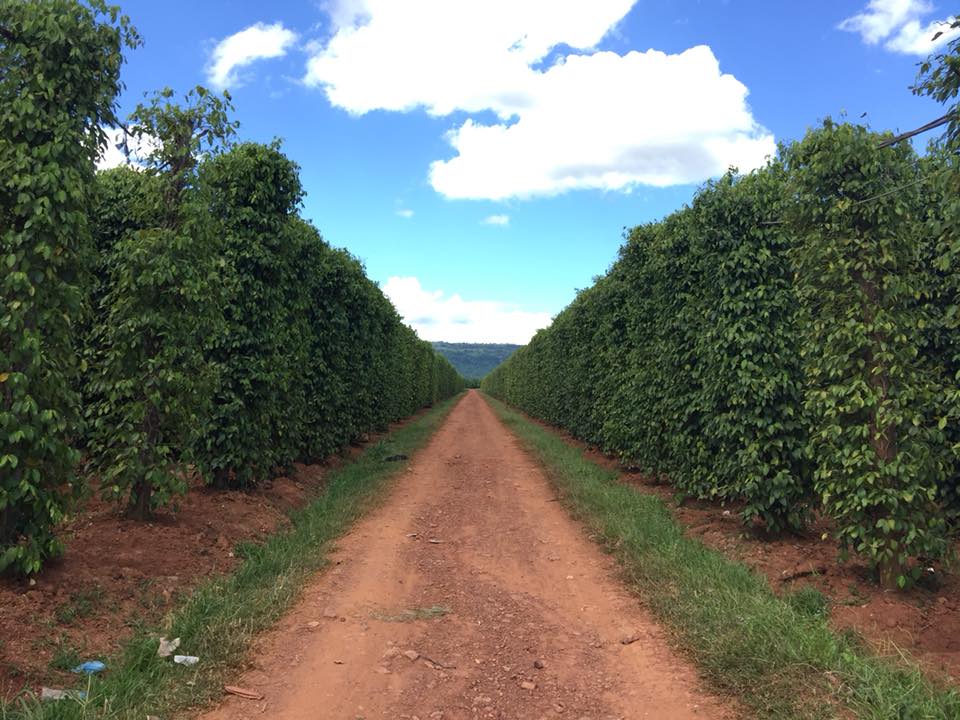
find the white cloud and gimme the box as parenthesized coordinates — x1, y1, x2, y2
(306, 0, 635, 117)
(322, 0, 373, 31)
(305, 1, 774, 200)
(839, 0, 919, 43)
(96, 126, 158, 171)
(383, 276, 550, 343)
(430, 47, 774, 200)
(483, 214, 509, 226)
(396, 208, 415, 218)
(839, 0, 959, 55)
(207, 22, 298, 89)
(885, 16, 960, 53)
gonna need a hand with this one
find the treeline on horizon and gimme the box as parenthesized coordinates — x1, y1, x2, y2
(1, 1, 464, 574)
(485, 25, 960, 589)
(431, 341, 521, 380)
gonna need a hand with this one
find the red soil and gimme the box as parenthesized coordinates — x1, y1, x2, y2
(0, 462, 334, 700)
(541, 422, 960, 683)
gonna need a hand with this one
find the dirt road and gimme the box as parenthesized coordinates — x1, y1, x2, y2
(199, 391, 732, 720)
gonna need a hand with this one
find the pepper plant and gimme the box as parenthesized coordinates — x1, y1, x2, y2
(0, 0, 138, 572)
(86, 87, 235, 518)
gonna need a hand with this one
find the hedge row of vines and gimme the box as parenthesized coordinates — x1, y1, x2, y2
(1, 1, 463, 574)
(485, 29, 960, 588)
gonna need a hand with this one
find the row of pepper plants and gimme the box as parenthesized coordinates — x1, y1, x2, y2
(484, 26, 960, 589)
(1, 1, 464, 574)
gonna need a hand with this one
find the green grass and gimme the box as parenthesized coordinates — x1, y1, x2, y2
(0, 394, 463, 720)
(485, 395, 960, 720)
(47, 640, 84, 673)
(371, 605, 452, 622)
(53, 587, 105, 627)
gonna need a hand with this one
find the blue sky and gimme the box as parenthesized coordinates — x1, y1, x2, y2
(102, 0, 959, 343)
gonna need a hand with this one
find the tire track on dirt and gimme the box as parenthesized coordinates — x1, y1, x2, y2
(198, 390, 734, 720)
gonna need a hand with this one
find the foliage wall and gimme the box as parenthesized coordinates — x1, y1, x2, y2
(1, 2, 463, 574)
(484, 118, 960, 587)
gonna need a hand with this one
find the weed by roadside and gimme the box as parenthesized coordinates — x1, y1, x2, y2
(53, 587, 105, 627)
(47, 641, 84, 674)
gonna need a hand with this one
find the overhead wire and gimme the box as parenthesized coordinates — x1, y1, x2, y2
(755, 120, 957, 226)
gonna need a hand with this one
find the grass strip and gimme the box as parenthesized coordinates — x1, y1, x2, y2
(1, 394, 464, 720)
(485, 395, 960, 720)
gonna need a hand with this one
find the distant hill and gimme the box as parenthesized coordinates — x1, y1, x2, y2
(431, 342, 521, 380)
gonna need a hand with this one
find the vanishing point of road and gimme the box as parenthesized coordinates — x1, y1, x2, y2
(200, 391, 732, 720)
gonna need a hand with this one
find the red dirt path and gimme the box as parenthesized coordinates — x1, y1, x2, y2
(198, 390, 734, 720)
(7, 387, 954, 713)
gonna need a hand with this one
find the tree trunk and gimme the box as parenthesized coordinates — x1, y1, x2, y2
(128, 476, 152, 520)
(858, 271, 904, 590)
(0, 503, 14, 546)
(211, 467, 233, 490)
(879, 554, 906, 591)
(128, 404, 160, 520)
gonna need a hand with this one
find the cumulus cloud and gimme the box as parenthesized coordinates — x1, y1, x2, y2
(430, 47, 773, 199)
(396, 208, 415, 218)
(96, 126, 159, 171)
(305, 1, 774, 200)
(383, 276, 551, 343)
(839, 0, 959, 55)
(483, 214, 509, 226)
(306, 0, 634, 116)
(207, 22, 298, 89)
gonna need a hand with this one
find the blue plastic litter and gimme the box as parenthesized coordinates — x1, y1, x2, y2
(71, 660, 106, 675)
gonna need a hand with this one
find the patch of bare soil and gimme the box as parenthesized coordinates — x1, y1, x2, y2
(0, 459, 345, 699)
(198, 391, 732, 720)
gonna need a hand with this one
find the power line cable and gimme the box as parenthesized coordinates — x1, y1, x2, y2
(877, 112, 957, 149)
